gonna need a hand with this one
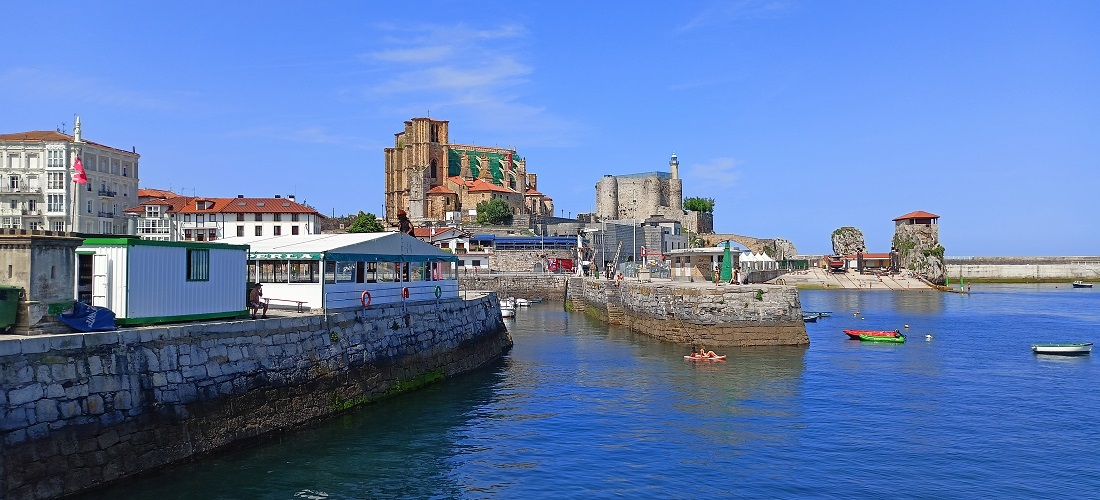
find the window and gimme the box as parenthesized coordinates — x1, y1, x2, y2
(237, 226, 244, 237)
(255, 226, 263, 236)
(236, 213, 245, 221)
(52, 221, 64, 232)
(257, 261, 289, 283)
(87, 201, 92, 213)
(197, 214, 204, 224)
(273, 226, 282, 236)
(184, 229, 192, 240)
(291, 261, 319, 283)
(184, 214, 192, 222)
(291, 213, 299, 222)
(47, 150, 64, 168)
(186, 248, 210, 281)
(122, 164, 128, 177)
(47, 172, 65, 189)
(291, 225, 299, 235)
(254, 213, 263, 221)
(273, 213, 281, 221)
(145, 205, 161, 217)
(27, 199, 37, 212)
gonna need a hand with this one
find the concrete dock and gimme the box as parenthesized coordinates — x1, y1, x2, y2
(769, 268, 934, 290)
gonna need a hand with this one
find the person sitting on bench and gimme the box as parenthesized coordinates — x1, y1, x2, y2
(249, 283, 269, 319)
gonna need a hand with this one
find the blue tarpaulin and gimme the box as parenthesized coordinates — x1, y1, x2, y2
(57, 302, 117, 332)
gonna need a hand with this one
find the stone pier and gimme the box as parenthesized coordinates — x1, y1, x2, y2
(566, 278, 808, 347)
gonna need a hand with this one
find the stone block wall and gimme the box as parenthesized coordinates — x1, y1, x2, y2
(571, 279, 808, 347)
(488, 249, 575, 273)
(460, 274, 569, 302)
(0, 295, 511, 499)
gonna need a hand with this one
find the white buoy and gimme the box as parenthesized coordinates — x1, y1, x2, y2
(904, 324, 910, 329)
(925, 334, 933, 341)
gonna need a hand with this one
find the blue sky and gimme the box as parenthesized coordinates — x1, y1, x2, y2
(2, 1, 1097, 256)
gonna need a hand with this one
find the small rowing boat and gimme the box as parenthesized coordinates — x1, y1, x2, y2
(859, 333, 906, 344)
(684, 355, 727, 361)
(843, 329, 900, 340)
(1031, 342, 1092, 355)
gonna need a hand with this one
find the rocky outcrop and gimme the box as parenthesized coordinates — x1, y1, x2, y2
(893, 224, 945, 285)
(762, 238, 797, 260)
(831, 227, 866, 255)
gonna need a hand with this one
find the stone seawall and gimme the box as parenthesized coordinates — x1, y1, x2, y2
(460, 274, 570, 302)
(567, 278, 808, 347)
(0, 295, 511, 500)
(945, 257, 1100, 281)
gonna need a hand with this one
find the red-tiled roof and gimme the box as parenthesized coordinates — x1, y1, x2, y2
(123, 196, 322, 216)
(893, 210, 939, 221)
(427, 185, 456, 195)
(467, 179, 516, 194)
(0, 130, 138, 156)
(524, 188, 544, 196)
(138, 188, 179, 199)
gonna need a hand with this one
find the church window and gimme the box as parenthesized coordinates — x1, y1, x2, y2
(430, 159, 437, 179)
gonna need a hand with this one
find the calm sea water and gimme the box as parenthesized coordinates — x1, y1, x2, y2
(85, 284, 1099, 499)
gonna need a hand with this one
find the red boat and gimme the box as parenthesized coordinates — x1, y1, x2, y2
(843, 329, 900, 340)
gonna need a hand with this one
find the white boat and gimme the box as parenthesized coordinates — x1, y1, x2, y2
(1071, 281, 1094, 288)
(500, 297, 517, 318)
(515, 298, 531, 307)
(1031, 342, 1092, 355)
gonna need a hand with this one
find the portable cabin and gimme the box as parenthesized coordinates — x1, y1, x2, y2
(75, 237, 250, 325)
(219, 232, 460, 311)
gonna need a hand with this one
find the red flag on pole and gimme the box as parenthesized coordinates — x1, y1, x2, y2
(73, 156, 87, 184)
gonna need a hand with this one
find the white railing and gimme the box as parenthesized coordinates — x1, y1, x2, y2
(325, 281, 460, 310)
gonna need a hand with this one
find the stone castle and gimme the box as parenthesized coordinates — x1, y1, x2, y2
(593, 154, 713, 234)
(383, 118, 554, 226)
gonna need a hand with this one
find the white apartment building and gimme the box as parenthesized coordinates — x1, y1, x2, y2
(0, 117, 139, 234)
(125, 192, 322, 241)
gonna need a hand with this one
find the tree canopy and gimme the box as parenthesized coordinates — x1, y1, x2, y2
(475, 199, 513, 225)
(347, 211, 384, 233)
(683, 197, 715, 213)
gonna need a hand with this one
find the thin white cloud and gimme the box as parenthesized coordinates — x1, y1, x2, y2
(678, 0, 795, 32)
(226, 125, 375, 149)
(687, 157, 742, 188)
(0, 67, 176, 111)
(357, 22, 581, 148)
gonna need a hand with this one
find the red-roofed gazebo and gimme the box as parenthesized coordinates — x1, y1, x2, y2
(892, 211, 939, 227)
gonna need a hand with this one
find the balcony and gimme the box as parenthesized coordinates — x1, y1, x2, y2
(0, 208, 42, 216)
(0, 185, 43, 194)
(97, 212, 116, 218)
(98, 189, 117, 197)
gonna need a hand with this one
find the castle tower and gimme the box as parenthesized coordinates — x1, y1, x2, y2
(73, 115, 82, 142)
(596, 175, 618, 220)
(670, 152, 683, 210)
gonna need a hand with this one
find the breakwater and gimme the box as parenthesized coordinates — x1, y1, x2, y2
(567, 278, 809, 347)
(0, 294, 510, 500)
(945, 256, 1100, 282)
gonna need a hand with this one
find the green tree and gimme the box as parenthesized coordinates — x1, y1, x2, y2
(347, 211, 384, 233)
(683, 196, 715, 213)
(475, 199, 513, 225)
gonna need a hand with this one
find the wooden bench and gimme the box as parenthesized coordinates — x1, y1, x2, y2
(262, 297, 307, 313)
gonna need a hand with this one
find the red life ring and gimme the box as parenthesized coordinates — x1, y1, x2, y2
(402, 287, 410, 299)
(360, 290, 371, 307)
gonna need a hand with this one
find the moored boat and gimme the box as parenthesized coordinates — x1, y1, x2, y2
(515, 298, 531, 307)
(1031, 342, 1092, 355)
(500, 297, 517, 318)
(684, 355, 727, 361)
(1071, 281, 1094, 288)
(859, 333, 906, 343)
(802, 313, 820, 323)
(843, 329, 900, 340)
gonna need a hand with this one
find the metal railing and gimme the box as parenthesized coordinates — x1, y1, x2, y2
(98, 190, 117, 197)
(0, 185, 42, 194)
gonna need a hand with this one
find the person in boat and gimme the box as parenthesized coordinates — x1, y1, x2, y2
(697, 346, 717, 358)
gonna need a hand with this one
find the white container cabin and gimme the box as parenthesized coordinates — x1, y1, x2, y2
(218, 232, 459, 311)
(75, 237, 250, 326)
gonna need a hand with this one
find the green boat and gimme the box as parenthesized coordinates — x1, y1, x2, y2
(859, 333, 906, 343)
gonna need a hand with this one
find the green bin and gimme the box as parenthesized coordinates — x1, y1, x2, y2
(0, 285, 23, 331)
